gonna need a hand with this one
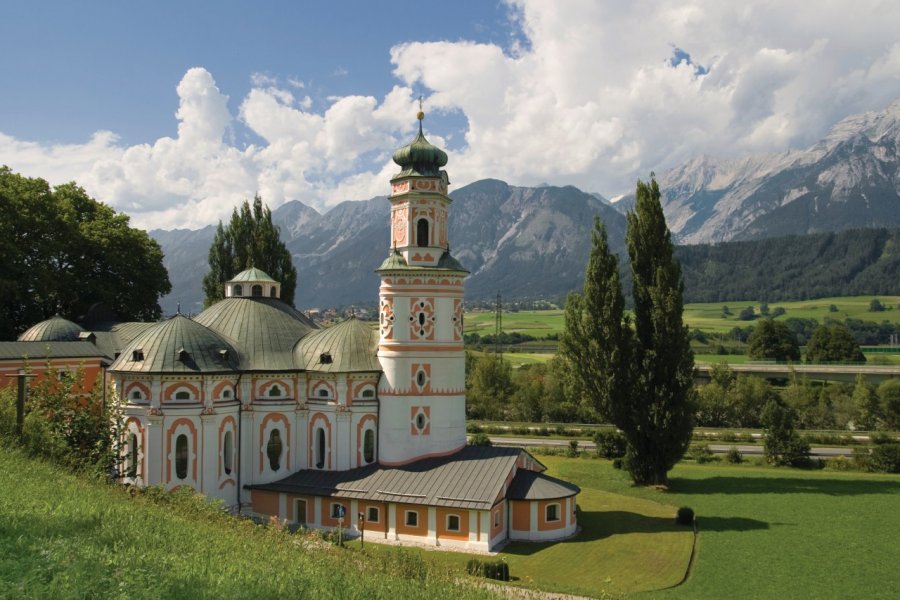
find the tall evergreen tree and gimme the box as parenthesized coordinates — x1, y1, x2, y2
(560, 218, 632, 423)
(624, 177, 695, 485)
(202, 195, 297, 307)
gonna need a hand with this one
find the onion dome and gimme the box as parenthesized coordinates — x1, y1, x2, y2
(195, 296, 316, 370)
(392, 111, 448, 178)
(110, 314, 242, 373)
(294, 317, 379, 373)
(18, 315, 85, 342)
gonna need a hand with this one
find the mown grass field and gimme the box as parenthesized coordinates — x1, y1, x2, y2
(0, 447, 492, 600)
(545, 456, 900, 600)
(466, 296, 900, 340)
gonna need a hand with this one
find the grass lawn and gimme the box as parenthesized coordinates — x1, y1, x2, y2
(543, 456, 900, 599)
(465, 309, 566, 338)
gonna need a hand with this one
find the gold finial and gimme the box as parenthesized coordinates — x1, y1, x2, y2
(416, 95, 425, 121)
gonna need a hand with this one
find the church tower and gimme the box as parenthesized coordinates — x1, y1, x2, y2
(376, 109, 468, 465)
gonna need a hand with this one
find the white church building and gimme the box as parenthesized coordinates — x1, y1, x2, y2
(105, 111, 579, 551)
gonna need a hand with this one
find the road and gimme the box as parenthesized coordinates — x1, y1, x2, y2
(490, 437, 856, 458)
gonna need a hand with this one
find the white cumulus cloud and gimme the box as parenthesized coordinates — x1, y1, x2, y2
(1, 1, 899, 229)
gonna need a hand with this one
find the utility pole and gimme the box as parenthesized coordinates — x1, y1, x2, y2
(495, 293, 502, 356)
(5, 369, 35, 438)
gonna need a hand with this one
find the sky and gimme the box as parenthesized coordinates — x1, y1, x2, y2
(1, 0, 899, 230)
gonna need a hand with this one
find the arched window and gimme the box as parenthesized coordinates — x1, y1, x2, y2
(315, 427, 326, 469)
(222, 388, 232, 399)
(267, 430, 283, 471)
(270, 286, 277, 298)
(268, 385, 282, 397)
(131, 389, 142, 400)
(127, 433, 138, 478)
(223, 430, 233, 475)
(317, 388, 329, 398)
(174, 390, 191, 401)
(363, 429, 375, 463)
(416, 218, 429, 247)
(233, 284, 243, 297)
(545, 503, 560, 522)
(175, 434, 188, 480)
(252, 284, 263, 297)
(361, 388, 375, 399)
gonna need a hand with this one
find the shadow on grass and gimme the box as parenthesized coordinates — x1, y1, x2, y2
(502, 509, 768, 557)
(669, 476, 900, 496)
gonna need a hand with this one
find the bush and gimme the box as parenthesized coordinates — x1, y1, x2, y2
(690, 443, 717, 463)
(465, 423, 483, 434)
(725, 446, 744, 464)
(566, 439, 579, 458)
(467, 558, 509, 582)
(676, 507, 695, 526)
(870, 444, 900, 473)
(870, 432, 895, 445)
(852, 447, 872, 471)
(612, 457, 624, 470)
(467, 432, 492, 446)
(593, 430, 627, 459)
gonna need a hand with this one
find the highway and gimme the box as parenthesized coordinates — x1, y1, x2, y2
(695, 362, 900, 384)
(490, 436, 856, 457)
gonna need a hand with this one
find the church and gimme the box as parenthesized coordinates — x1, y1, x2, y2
(21, 112, 579, 552)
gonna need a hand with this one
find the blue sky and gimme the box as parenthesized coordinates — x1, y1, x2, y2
(2, 1, 899, 229)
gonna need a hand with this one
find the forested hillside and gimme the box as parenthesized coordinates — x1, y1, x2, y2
(678, 228, 900, 302)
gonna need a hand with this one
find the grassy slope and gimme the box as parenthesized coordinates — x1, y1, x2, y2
(541, 456, 900, 600)
(0, 447, 493, 600)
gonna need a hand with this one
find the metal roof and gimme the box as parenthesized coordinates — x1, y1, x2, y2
(506, 470, 580, 501)
(17, 316, 85, 342)
(376, 250, 469, 274)
(109, 314, 242, 373)
(294, 317, 380, 373)
(0, 341, 109, 361)
(229, 267, 276, 283)
(250, 446, 534, 510)
(391, 123, 448, 179)
(195, 297, 316, 371)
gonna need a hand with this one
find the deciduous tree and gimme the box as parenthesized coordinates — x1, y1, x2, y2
(747, 318, 800, 362)
(201, 195, 297, 307)
(805, 322, 865, 363)
(0, 167, 171, 338)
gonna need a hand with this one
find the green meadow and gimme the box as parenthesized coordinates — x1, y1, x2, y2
(466, 296, 900, 340)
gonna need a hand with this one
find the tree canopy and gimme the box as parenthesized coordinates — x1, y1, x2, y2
(202, 195, 297, 307)
(747, 318, 800, 362)
(0, 167, 171, 339)
(562, 178, 694, 486)
(805, 322, 865, 363)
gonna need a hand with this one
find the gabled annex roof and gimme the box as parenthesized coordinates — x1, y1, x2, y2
(250, 446, 541, 511)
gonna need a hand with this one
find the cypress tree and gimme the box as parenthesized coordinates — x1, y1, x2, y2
(560, 218, 632, 424)
(201, 194, 297, 307)
(624, 177, 694, 485)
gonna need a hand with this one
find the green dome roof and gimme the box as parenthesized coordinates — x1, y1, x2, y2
(229, 267, 277, 283)
(18, 315, 85, 342)
(195, 297, 317, 370)
(294, 317, 380, 373)
(392, 118, 448, 178)
(110, 314, 242, 373)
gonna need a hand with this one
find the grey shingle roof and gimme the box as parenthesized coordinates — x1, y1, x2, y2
(109, 314, 242, 373)
(18, 316, 85, 342)
(250, 446, 533, 510)
(195, 298, 317, 370)
(294, 317, 380, 373)
(506, 470, 580, 501)
(0, 341, 109, 361)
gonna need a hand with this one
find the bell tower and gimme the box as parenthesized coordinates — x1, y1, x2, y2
(376, 109, 468, 465)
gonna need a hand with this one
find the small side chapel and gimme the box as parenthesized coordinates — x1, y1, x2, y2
(106, 110, 579, 551)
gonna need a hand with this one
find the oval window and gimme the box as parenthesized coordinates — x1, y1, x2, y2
(223, 430, 233, 475)
(416, 371, 426, 386)
(416, 413, 426, 430)
(418, 312, 425, 326)
(267, 430, 283, 471)
(175, 434, 188, 480)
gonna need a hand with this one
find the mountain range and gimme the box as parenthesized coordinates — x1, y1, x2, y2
(151, 99, 900, 313)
